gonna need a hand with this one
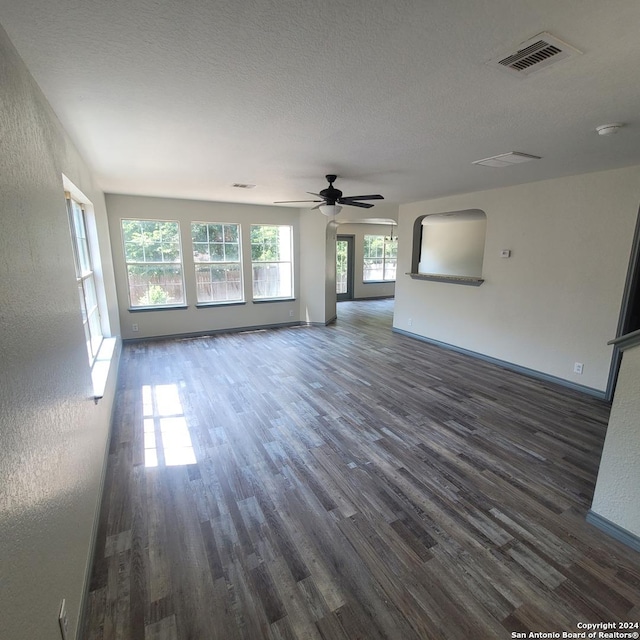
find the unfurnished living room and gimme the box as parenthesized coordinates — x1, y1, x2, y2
(1, 1, 640, 639)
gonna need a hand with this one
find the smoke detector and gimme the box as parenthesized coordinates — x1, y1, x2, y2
(488, 32, 582, 77)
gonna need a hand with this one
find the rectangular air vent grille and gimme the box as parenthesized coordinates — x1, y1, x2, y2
(499, 41, 562, 71)
(472, 152, 541, 168)
(232, 183, 256, 189)
(488, 32, 581, 77)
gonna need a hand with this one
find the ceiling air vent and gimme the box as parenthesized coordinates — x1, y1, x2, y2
(488, 32, 581, 77)
(472, 152, 541, 168)
(232, 183, 256, 189)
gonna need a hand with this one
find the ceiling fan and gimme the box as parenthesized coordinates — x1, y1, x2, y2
(275, 174, 384, 216)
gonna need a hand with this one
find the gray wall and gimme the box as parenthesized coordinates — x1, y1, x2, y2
(394, 166, 640, 392)
(0, 25, 120, 640)
(106, 194, 304, 339)
(418, 214, 486, 278)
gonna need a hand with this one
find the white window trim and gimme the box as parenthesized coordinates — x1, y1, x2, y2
(191, 221, 244, 305)
(121, 218, 186, 309)
(250, 224, 294, 301)
(363, 234, 397, 283)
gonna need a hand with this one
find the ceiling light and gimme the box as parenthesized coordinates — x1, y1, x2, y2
(319, 204, 342, 217)
(596, 123, 624, 136)
(472, 152, 541, 168)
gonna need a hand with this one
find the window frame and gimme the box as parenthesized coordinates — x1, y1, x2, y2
(363, 234, 398, 283)
(66, 193, 104, 363)
(121, 218, 186, 309)
(191, 221, 244, 305)
(250, 224, 294, 301)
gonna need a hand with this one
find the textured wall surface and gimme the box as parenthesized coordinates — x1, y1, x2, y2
(591, 345, 640, 537)
(0, 25, 119, 640)
(394, 166, 640, 392)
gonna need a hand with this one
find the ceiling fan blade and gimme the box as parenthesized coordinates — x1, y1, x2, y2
(310, 203, 323, 210)
(343, 201, 374, 209)
(340, 194, 384, 201)
(274, 199, 323, 203)
(306, 192, 324, 198)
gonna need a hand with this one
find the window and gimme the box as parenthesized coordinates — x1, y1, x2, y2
(121, 219, 184, 307)
(66, 194, 103, 362)
(251, 224, 293, 299)
(192, 222, 243, 304)
(363, 234, 397, 282)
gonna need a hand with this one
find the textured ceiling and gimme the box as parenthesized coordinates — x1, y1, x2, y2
(1, 0, 640, 206)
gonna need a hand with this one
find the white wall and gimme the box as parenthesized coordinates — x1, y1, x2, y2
(394, 166, 640, 392)
(299, 209, 336, 324)
(418, 214, 486, 278)
(337, 222, 396, 299)
(106, 194, 302, 339)
(591, 343, 640, 537)
(325, 220, 338, 322)
(0, 25, 120, 640)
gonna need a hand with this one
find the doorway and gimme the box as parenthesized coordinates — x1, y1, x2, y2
(336, 235, 355, 301)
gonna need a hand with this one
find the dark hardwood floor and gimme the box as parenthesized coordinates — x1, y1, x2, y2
(83, 299, 640, 639)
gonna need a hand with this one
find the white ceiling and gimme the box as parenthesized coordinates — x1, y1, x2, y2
(2, 0, 640, 207)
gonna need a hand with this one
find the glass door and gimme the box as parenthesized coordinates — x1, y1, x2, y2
(336, 235, 355, 301)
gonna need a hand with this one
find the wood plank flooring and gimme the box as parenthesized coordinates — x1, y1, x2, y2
(83, 299, 640, 639)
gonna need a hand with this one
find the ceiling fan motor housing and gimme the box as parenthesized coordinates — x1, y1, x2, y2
(320, 174, 341, 204)
(320, 187, 341, 204)
(273, 174, 383, 209)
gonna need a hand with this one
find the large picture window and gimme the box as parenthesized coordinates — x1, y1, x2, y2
(251, 225, 293, 299)
(66, 195, 103, 362)
(121, 219, 184, 307)
(191, 222, 243, 303)
(363, 234, 397, 282)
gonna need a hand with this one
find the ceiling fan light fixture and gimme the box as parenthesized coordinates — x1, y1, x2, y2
(319, 204, 342, 217)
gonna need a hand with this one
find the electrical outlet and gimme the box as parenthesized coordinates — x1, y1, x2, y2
(574, 362, 584, 375)
(289, 310, 294, 317)
(408, 317, 412, 327)
(132, 323, 139, 332)
(59, 599, 69, 640)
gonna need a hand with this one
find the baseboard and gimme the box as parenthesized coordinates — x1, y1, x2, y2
(123, 320, 303, 343)
(586, 511, 640, 553)
(392, 327, 606, 400)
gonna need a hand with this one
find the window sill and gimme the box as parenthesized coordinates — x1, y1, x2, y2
(196, 301, 246, 308)
(252, 297, 296, 304)
(91, 337, 117, 402)
(128, 305, 188, 312)
(407, 273, 484, 286)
